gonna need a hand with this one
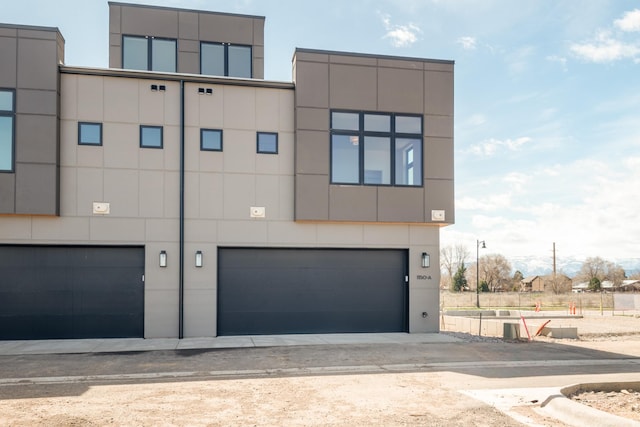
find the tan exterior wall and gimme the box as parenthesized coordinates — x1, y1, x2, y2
(293, 49, 454, 225)
(0, 24, 64, 215)
(0, 71, 442, 337)
(108, 2, 265, 79)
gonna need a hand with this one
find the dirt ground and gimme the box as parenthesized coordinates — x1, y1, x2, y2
(0, 311, 639, 427)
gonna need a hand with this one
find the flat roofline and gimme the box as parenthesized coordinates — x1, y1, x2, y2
(0, 23, 65, 41)
(293, 47, 454, 65)
(59, 65, 294, 89)
(108, 1, 265, 21)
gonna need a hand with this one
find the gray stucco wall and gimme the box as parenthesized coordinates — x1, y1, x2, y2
(108, 2, 265, 79)
(0, 24, 63, 215)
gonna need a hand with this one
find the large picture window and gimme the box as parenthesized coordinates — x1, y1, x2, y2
(123, 36, 176, 72)
(201, 42, 252, 78)
(0, 89, 15, 172)
(330, 111, 422, 186)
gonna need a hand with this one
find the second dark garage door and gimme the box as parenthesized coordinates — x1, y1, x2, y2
(218, 248, 408, 335)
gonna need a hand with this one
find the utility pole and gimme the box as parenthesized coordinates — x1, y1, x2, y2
(553, 242, 556, 279)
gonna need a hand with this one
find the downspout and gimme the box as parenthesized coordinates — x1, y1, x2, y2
(179, 80, 185, 339)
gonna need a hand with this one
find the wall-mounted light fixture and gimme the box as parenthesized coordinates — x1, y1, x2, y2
(421, 252, 430, 268)
(195, 250, 203, 268)
(159, 250, 167, 268)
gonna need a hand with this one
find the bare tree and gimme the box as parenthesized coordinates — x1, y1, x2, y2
(576, 257, 627, 288)
(440, 244, 470, 291)
(545, 271, 572, 294)
(480, 254, 512, 292)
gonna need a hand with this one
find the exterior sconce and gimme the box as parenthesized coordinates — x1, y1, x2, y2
(159, 250, 167, 268)
(421, 252, 430, 268)
(195, 250, 203, 268)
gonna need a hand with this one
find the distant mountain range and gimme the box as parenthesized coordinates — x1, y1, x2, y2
(508, 256, 640, 278)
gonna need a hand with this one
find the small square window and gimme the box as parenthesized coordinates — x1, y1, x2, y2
(201, 129, 222, 151)
(78, 122, 102, 146)
(140, 125, 163, 149)
(257, 132, 278, 154)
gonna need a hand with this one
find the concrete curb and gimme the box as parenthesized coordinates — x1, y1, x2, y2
(540, 382, 640, 427)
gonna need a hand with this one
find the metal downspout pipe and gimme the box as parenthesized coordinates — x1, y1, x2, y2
(179, 80, 185, 339)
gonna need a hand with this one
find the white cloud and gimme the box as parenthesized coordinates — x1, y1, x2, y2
(468, 137, 531, 157)
(614, 9, 640, 32)
(570, 30, 640, 62)
(456, 36, 477, 50)
(379, 13, 421, 47)
(446, 156, 640, 263)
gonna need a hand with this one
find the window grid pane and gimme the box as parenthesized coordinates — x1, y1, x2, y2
(331, 134, 360, 183)
(151, 38, 176, 72)
(395, 115, 422, 134)
(331, 112, 359, 131)
(0, 116, 13, 171)
(123, 36, 148, 71)
(201, 129, 222, 151)
(201, 43, 225, 76)
(228, 45, 252, 78)
(0, 91, 13, 111)
(395, 138, 422, 186)
(364, 114, 390, 132)
(364, 136, 390, 184)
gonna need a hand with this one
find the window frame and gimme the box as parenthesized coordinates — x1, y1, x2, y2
(0, 88, 16, 173)
(139, 125, 164, 149)
(122, 35, 177, 72)
(200, 128, 223, 152)
(200, 41, 253, 78)
(330, 110, 423, 187)
(256, 131, 278, 154)
(78, 122, 103, 146)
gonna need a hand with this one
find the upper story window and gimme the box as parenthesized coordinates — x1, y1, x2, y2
(330, 110, 423, 187)
(123, 36, 176, 73)
(0, 89, 15, 172)
(140, 125, 163, 149)
(78, 122, 102, 146)
(201, 42, 252, 78)
(201, 129, 223, 151)
(257, 132, 278, 154)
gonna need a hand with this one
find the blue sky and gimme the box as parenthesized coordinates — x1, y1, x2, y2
(5, 0, 640, 272)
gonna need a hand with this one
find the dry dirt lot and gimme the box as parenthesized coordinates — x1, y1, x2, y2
(0, 312, 639, 427)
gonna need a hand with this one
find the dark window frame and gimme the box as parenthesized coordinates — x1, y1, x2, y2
(200, 41, 253, 78)
(256, 131, 278, 154)
(0, 88, 16, 173)
(140, 125, 163, 149)
(330, 110, 423, 187)
(200, 128, 223, 152)
(78, 122, 103, 146)
(122, 35, 177, 72)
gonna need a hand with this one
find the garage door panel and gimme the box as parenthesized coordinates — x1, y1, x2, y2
(218, 248, 407, 335)
(0, 246, 144, 340)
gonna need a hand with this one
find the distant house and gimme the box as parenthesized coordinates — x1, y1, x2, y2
(620, 280, 640, 292)
(521, 274, 572, 292)
(572, 279, 640, 292)
(521, 276, 544, 292)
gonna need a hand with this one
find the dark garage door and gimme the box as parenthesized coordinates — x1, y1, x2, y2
(0, 246, 144, 340)
(218, 248, 408, 335)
